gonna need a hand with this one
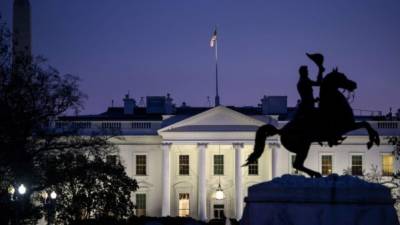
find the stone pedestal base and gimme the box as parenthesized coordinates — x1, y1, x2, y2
(240, 175, 399, 225)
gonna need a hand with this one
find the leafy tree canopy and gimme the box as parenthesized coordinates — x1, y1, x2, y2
(0, 19, 137, 225)
(42, 153, 138, 224)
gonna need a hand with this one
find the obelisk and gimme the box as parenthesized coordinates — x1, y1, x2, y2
(12, 0, 32, 64)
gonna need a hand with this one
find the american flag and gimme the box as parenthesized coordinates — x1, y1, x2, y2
(210, 29, 217, 48)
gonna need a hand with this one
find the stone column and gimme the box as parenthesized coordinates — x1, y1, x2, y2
(197, 143, 208, 221)
(269, 142, 280, 178)
(233, 143, 244, 220)
(162, 143, 172, 216)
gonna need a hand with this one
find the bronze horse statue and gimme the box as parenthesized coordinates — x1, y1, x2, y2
(244, 69, 380, 178)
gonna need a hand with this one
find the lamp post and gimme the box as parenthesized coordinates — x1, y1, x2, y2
(8, 183, 27, 225)
(42, 190, 57, 225)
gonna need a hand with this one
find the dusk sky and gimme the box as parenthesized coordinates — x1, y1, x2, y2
(1, 0, 399, 115)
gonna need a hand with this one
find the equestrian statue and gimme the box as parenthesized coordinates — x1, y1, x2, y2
(244, 53, 380, 178)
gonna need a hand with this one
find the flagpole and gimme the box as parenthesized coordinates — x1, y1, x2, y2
(214, 27, 220, 106)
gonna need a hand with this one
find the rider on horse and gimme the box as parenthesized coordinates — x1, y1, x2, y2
(296, 53, 344, 147)
(295, 53, 324, 121)
(296, 65, 323, 117)
(244, 53, 379, 177)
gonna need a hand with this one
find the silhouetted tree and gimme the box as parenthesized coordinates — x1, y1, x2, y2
(0, 20, 136, 224)
(41, 153, 138, 224)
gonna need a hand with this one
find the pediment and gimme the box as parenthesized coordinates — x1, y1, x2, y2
(159, 106, 264, 133)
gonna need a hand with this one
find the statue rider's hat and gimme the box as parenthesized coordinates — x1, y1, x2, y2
(306, 53, 324, 67)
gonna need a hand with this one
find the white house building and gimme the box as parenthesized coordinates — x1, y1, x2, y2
(57, 94, 400, 221)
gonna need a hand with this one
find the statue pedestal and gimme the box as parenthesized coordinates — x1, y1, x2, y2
(240, 174, 399, 225)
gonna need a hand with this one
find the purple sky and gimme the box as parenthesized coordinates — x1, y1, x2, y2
(1, 0, 399, 115)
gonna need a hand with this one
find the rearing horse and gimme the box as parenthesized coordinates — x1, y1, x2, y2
(244, 69, 380, 178)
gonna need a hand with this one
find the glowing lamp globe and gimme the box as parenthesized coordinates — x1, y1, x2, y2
(18, 184, 26, 195)
(50, 191, 57, 199)
(8, 186, 15, 195)
(215, 184, 224, 200)
(42, 191, 48, 200)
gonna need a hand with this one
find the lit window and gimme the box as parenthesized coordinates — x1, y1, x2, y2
(214, 155, 224, 175)
(351, 155, 363, 176)
(136, 155, 147, 175)
(382, 154, 394, 176)
(179, 155, 189, 175)
(178, 193, 190, 217)
(213, 204, 225, 219)
(136, 194, 146, 216)
(248, 158, 258, 175)
(321, 155, 333, 176)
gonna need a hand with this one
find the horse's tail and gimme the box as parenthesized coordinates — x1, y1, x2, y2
(243, 124, 280, 166)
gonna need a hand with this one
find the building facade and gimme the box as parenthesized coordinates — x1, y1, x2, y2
(58, 95, 400, 221)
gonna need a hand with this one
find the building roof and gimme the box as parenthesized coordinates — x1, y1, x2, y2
(58, 107, 162, 121)
(58, 105, 393, 122)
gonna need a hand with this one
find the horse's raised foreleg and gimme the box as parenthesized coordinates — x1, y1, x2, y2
(351, 121, 380, 149)
(293, 146, 322, 178)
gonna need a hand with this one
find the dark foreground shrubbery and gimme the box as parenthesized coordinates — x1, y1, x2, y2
(70, 216, 124, 225)
(128, 216, 206, 225)
(69, 216, 239, 225)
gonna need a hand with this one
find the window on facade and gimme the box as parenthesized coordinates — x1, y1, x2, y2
(214, 155, 224, 175)
(179, 155, 189, 175)
(321, 155, 333, 176)
(178, 193, 190, 217)
(136, 155, 147, 175)
(382, 154, 394, 176)
(136, 194, 146, 216)
(213, 204, 225, 219)
(248, 159, 258, 175)
(106, 155, 117, 165)
(351, 155, 363, 176)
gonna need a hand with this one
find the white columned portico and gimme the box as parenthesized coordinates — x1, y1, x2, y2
(197, 143, 208, 221)
(161, 143, 172, 216)
(233, 143, 244, 220)
(269, 142, 280, 178)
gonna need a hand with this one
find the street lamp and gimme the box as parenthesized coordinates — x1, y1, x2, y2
(8, 183, 27, 225)
(43, 190, 57, 225)
(8, 186, 16, 201)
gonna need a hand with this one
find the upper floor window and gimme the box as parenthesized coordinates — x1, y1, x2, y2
(321, 155, 333, 176)
(351, 155, 363, 176)
(179, 155, 189, 175)
(214, 155, 224, 175)
(248, 159, 258, 175)
(136, 155, 147, 175)
(382, 154, 394, 176)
